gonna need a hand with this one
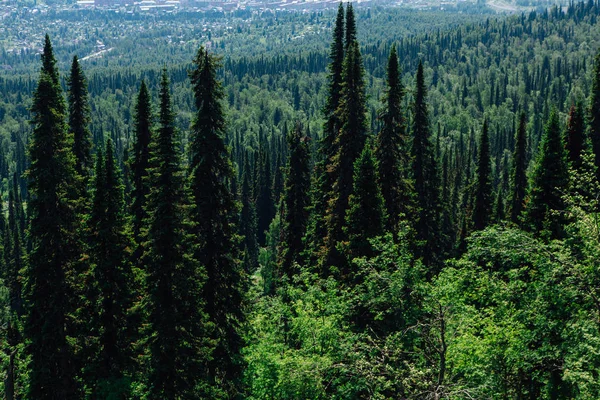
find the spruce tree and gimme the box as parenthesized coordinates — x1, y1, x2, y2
(566, 102, 585, 169)
(143, 70, 212, 398)
(240, 155, 259, 272)
(375, 44, 413, 235)
(24, 34, 82, 399)
(411, 61, 441, 268)
(6, 173, 23, 317)
(307, 3, 345, 259)
(472, 120, 492, 231)
(67, 55, 93, 177)
(345, 2, 357, 48)
(187, 47, 245, 394)
(131, 80, 153, 243)
(510, 112, 528, 223)
(322, 39, 367, 272)
(344, 142, 386, 261)
(86, 139, 136, 397)
(256, 150, 275, 246)
(278, 123, 311, 278)
(523, 109, 569, 238)
(589, 51, 600, 177)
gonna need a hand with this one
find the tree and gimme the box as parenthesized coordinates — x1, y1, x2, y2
(523, 109, 569, 238)
(344, 142, 386, 261)
(240, 155, 259, 272)
(566, 102, 585, 169)
(143, 69, 212, 398)
(322, 39, 368, 272)
(306, 3, 345, 259)
(256, 150, 275, 246)
(589, 51, 600, 178)
(345, 2, 357, 48)
(86, 139, 136, 397)
(188, 47, 245, 395)
(511, 112, 528, 223)
(24, 34, 82, 399)
(67, 55, 93, 177)
(278, 123, 311, 278)
(472, 120, 492, 231)
(130, 80, 153, 243)
(411, 61, 441, 268)
(376, 44, 413, 235)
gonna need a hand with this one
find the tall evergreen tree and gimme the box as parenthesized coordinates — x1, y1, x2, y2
(256, 150, 275, 246)
(589, 51, 600, 178)
(345, 2, 357, 48)
(188, 47, 245, 395)
(24, 34, 82, 399)
(143, 70, 212, 399)
(510, 112, 528, 223)
(566, 102, 585, 169)
(240, 155, 259, 272)
(322, 39, 367, 272)
(278, 124, 311, 278)
(131, 80, 153, 243)
(344, 142, 386, 261)
(306, 3, 345, 260)
(523, 109, 569, 238)
(86, 139, 136, 397)
(411, 61, 441, 268)
(6, 173, 23, 317)
(67, 55, 93, 177)
(375, 44, 413, 235)
(472, 120, 492, 231)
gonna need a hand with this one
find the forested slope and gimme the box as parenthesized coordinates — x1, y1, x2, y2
(1, 2, 600, 399)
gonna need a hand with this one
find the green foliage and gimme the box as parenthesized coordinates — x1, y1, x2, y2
(142, 70, 213, 399)
(523, 109, 569, 238)
(188, 46, 246, 395)
(472, 119, 492, 231)
(411, 61, 441, 269)
(68, 55, 93, 178)
(376, 44, 414, 236)
(24, 34, 83, 399)
(278, 124, 311, 280)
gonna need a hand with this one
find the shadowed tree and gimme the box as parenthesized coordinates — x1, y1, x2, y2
(67, 55, 93, 178)
(376, 44, 414, 236)
(510, 112, 528, 223)
(143, 70, 213, 399)
(278, 123, 311, 279)
(188, 47, 246, 395)
(24, 34, 82, 399)
(472, 120, 492, 231)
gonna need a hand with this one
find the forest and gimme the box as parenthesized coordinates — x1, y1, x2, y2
(2, 1, 600, 399)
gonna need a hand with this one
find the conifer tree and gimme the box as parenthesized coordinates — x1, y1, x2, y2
(307, 3, 345, 259)
(523, 109, 569, 238)
(472, 120, 492, 230)
(566, 102, 585, 169)
(188, 47, 245, 394)
(272, 152, 284, 206)
(279, 124, 311, 278)
(344, 142, 386, 261)
(67, 55, 93, 177)
(510, 112, 528, 223)
(256, 150, 275, 246)
(411, 61, 441, 268)
(345, 3, 357, 48)
(24, 34, 82, 399)
(376, 44, 413, 235)
(131, 80, 153, 243)
(322, 39, 367, 271)
(86, 139, 136, 397)
(143, 70, 212, 398)
(589, 52, 600, 177)
(6, 173, 23, 317)
(240, 155, 259, 272)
